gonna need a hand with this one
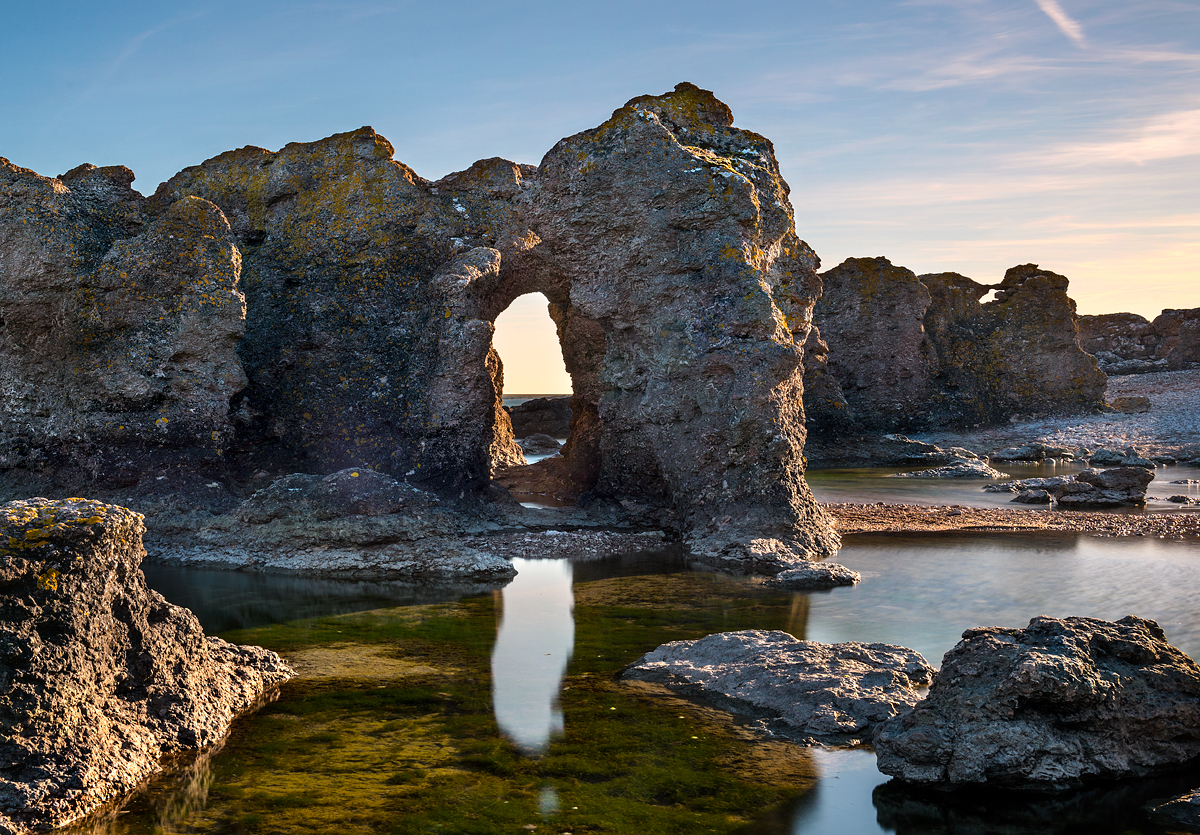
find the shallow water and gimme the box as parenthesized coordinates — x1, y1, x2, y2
(807, 461, 1200, 512)
(95, 532, 1200, 834)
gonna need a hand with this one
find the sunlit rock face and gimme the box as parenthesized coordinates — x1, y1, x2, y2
(811, 259, 1107, 434)
(0, 160, 245, 483)
(149, 133, 532, 489)
(0, 83, 839, 568)
(0, 498, 292, 834)
(524, 82, 839, 568)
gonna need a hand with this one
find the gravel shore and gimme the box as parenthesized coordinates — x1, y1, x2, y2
(826, 502, 1200, 539)
(911, 369, 1200, 459)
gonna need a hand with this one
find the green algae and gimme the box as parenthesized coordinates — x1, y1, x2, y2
(97, 565, 817, 834)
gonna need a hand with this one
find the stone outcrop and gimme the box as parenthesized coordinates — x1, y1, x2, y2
(157, 468, 517, 582)
(1079, 308, 1200, 374)
(622, 630, 933, 744)
(0, 83, 839, 574)
(874, 615, 1200, 789)
(0, 161, 246, 485)
(808, 259, 1106, 436)
(0, 498, 293, 833)
(508, 396, 572, 439)
(522, 83, 839, 569)
(764, 562, 860, 589)
(984, 466, 1154, 507)
(890, 461, 1009, 479)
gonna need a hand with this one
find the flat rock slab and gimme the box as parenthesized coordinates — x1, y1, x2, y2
(875, 615, 1200, 790)
(891, 461, 1010, 479)
(621, 630, 933, 744)
(765, 562, 860, 589)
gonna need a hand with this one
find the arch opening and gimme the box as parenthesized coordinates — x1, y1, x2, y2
(489, 292, 583, 507)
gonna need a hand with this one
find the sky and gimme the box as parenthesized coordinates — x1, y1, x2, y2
(3, 0, 1198, 393)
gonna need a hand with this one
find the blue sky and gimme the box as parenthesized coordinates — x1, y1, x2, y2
(3, 1, 1198, 390)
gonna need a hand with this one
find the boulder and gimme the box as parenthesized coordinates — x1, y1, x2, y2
(1110, 395, 1152, 413)
(622, 629, 933, 744)
(516, 433, 562, 456)
(0, 498, 293, 833)
(874, 615, 1200, 790)
(984, 467, 1153, 507)
(508, 396, 572, 439)
(764, 563, 860, 589)
(890, 461, 1009, 479)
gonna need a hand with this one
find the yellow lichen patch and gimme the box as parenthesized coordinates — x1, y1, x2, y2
(36, 567, 59, 591)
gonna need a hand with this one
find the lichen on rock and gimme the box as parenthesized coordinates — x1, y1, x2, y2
(0, 498, 293, 834)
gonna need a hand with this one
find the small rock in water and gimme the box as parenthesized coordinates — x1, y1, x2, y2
(1148, 789, 1200, 829)
(890, 461, 1009, 479)
(766, 562, 860, 589)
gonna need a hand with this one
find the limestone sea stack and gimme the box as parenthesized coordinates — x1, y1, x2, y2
(0, 498, 293, 833)
(1, 82, 840, 575)
(874, 615, 1200, 790)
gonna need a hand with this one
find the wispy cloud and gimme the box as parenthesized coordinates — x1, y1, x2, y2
(1033, 0, 1086, 46)
(1038, 107, 1200, 165)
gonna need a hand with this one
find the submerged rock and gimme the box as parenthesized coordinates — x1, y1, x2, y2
(874, 615, 1200, 790)
(0, 498, 293, 834)
(622, 630, 933, 744)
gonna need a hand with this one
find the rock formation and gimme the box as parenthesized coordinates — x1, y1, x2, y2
(809, 259, 1106, 436)
(984, 466, 1154, 507)
(0, 498, 293, 833)
(1078, 308, 1200, 374)
(0, 83, 841, 573)
(622, 630, 933, 744)
(874, 615, 1200, 789)
(508, 396, 572, 439)
(159, 467, 517, 582)
(764, 562, 860, 589)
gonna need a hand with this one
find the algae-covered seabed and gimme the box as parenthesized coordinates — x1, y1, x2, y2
(95, 561, 821, 834)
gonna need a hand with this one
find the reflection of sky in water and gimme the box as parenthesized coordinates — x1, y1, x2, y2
(491, 558, 574, 753)
(807, 532, 1200, 666)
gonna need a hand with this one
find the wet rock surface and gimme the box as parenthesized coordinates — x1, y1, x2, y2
(874, 615, 1200, 790)
(622, 629, 933, 744)
(1148, 788, 1200, 829)
(152, 468, 518, 582)
(0, 498, 293, 834)
(890, 461, 1009, 479)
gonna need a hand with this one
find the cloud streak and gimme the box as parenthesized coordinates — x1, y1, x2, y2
(1033, 0, 1086, 46)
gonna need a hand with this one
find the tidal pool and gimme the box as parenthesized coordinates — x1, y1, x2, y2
(94, 532, 1200, 834)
